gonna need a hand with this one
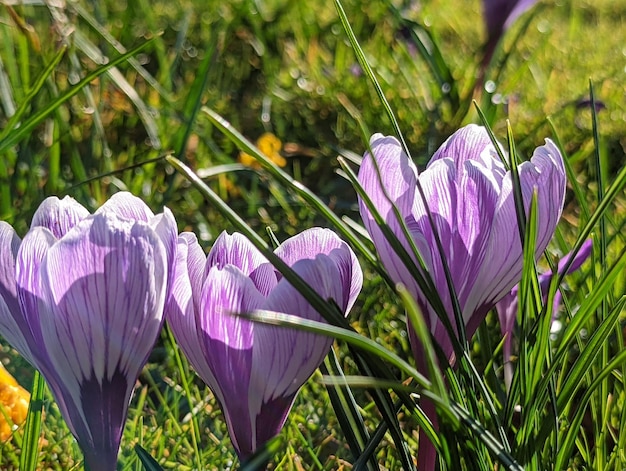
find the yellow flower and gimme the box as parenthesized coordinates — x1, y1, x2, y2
(0, 363, 30, 442)
(239, 132, 287, 168)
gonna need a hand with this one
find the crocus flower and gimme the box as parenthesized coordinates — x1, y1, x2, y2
(167, 228, 362, 459)
(497, 238, 593, 386)
(358, 124, 565, 469)
(0, 192, 176, 471)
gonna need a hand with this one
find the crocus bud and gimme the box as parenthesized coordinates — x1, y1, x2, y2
(167, 227, 362, 459)
(0, 192, 177, 471)
(358, 124, 566, 469)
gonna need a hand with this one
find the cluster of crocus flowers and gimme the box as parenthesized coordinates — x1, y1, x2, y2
(0, 192, 177, 471)
(166, 227, 362, 458)
(358, 124, 566, 469)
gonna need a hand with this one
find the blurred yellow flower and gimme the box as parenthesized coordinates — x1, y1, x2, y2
(239, 132, 287, 168)
(0, 363, 30, 442)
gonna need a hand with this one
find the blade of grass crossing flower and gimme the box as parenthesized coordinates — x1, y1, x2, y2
(166, 155, 349, 329)
(554, 348, 626, 471)
(507, 122, 527, 242)
(19, 371, 45, 471)
(241, 310, 435, 402)
(169, 154, 441, 469)
(474, 101, 509, 169)
(335, 0, 470, 353)
(397, 284, 448, 403)
(321, 351, 378, 471)
(134, 444, 165, 471)
(0, 38, 157, 154)
(200, 107, 380, 276)
(336, 156, 446, 318)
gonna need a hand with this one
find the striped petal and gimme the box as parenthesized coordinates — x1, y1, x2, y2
(36, 212, 167, 470)
(198, 265, 264, 456)
(246, 256, 346, 455)
(31, 196, 90, 239)
(275, 227, 363, 312)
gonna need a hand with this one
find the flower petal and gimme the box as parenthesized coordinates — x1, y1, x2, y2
(207, 231, 276, 296)
(0, 222, 21, 319)
(95, 192, 154, 222)
(275, 227, 363, 312)
(37, 212, 167, 459)
(166, 233, 215, 385)
(358, 134, 422, 301)
(31, 196, 90, 239)
(430, 124, 504, 178)
(245, 256, 345, 452)
(14, 226, 58, 367)
(197, 265, 264, 456)
(518, 139, 566, 256)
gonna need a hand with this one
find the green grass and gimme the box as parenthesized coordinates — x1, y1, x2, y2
(0, 0, 625, 469)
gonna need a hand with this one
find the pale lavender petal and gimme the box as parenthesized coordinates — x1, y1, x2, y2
(166, 233, 212, 384)
(430, 124, 505, 179)
(518, 139, 566, 256)
(358, 134, 421, 301)
(31, 196, 90, 239)
(37, 212, 167, 467)
(275, 227, 363, 312)
(14, 227, 58, 365)
(0, 222, 21, 318)
(198, 265, 264, 457)
(207, 231, 271, 278)
(147, 207, 178, 301)
(246, 256, 345, 454)
(358, 133, 418, 222)
(95, 191, 154, 222)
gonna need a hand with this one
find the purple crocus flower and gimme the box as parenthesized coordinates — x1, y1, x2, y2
(358, 124, 565, 469)
(167, 227, 362, 459)
(0, 192, 177, 471)
(496, 238, 593, 387)
(481, 0, 538, 68)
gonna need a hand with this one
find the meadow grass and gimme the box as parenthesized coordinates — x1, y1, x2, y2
(0, 0, 625, 469)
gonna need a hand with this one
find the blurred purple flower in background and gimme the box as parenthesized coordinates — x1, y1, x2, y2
(0, 193, 177, 471)
(482, 0, 538, 67)
(358, 124, 565, 469)
(496, 238, 593, 387)
(167, 227, 362, 459)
